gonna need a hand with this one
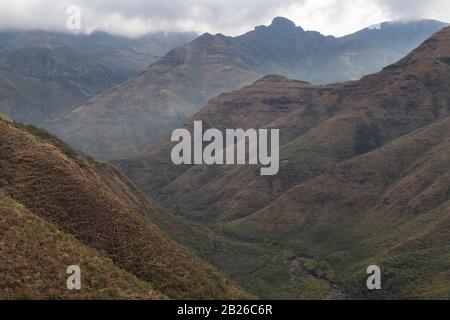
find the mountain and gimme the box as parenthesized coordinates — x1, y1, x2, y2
(0, 117, 248, 299)
(0, 192, 165, 299)
(51, 18, 448, 160)
(54, 31, 198, 80)
(0, 31, 117, 124)
(0, 30, 195, 127)
(116, 26, 450, 299)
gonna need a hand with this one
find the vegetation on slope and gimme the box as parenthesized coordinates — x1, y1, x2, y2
(53, 18, 447, 160)
(0, 118, 248, 299)
(0, 192, 164, 300)
(119, 26, 450, 299)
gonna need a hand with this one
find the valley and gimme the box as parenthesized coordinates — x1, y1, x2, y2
(116, 25, 450, 299)
(0, 8, 449, 300)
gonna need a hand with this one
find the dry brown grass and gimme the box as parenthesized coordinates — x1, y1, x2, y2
(0, 119, 249, 299)
(0, 192, 164, 300)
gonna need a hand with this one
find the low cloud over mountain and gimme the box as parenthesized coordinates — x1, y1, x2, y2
(1, 0, 450, 37)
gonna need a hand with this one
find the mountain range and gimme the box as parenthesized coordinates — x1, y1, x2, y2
(0, 30, 195, 126)
(1, 16, 450, 300)
(115, 25, 450, 299)
(50, 18, 448, 160)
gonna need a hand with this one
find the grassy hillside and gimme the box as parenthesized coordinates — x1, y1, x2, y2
(224, 117, 450, 299)
(118, 26, 450, 299)
(0, 118, 248, 299)
(0, 192, 165, 299)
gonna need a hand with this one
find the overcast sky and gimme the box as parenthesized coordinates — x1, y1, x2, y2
(0, 0, 449, 37)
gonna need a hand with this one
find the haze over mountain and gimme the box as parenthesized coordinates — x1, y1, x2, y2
(116, 25, 450, 299)
(0, 116, 248, 299)
(0, 30, 195, 126)
(51, 17, 448, 160)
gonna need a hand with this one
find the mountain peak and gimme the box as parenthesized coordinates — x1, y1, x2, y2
(193, 32, 221, 45)
(270, 17, 300, 31)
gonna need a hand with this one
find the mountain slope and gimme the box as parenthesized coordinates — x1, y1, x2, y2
(125, 24, 450, 222)
(228, 117, 450, 299)
(52, 18, 447, 160)
(0, 192, 165, 300)
(0, 30, 195, 127)
(117, 26, 450, 299)
(54, 31, 197, 80)
(115, 75, 330, 203)
(0, 118, 248, 299)
(0, 31, 119, 124)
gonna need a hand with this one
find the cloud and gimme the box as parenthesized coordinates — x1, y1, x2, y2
(0, 0, 448, 37)
(375, 0, 450, 21)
